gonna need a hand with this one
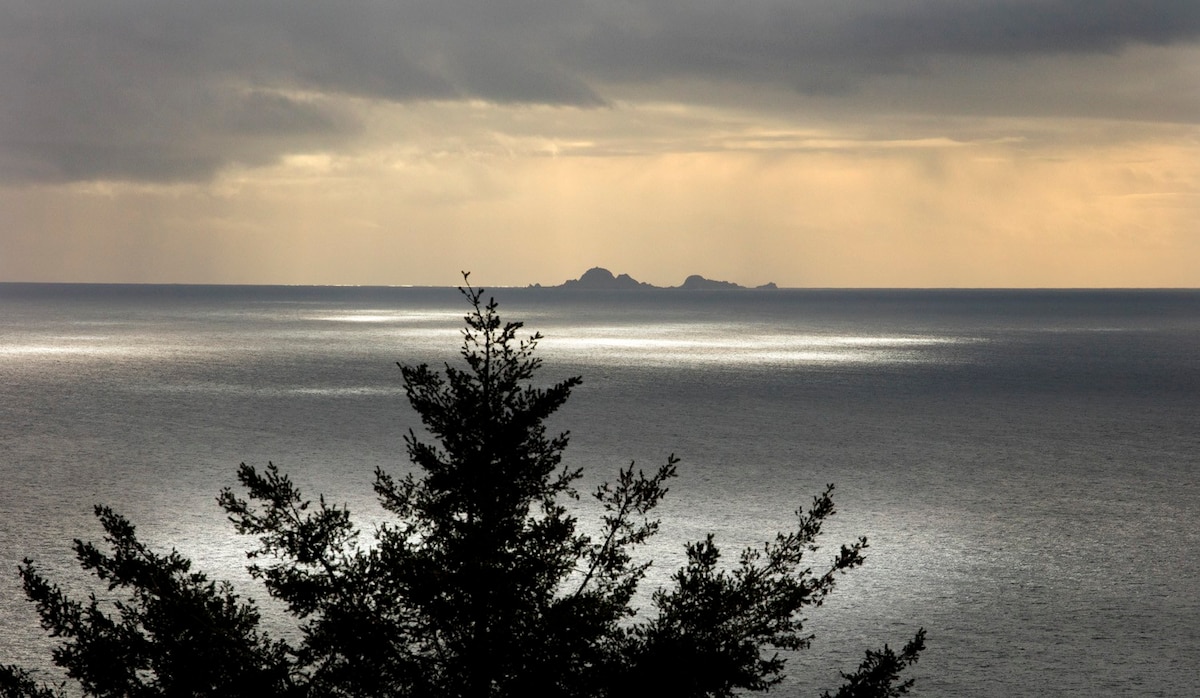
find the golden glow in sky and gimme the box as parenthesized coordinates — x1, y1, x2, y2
(2, 4, 1197, 287)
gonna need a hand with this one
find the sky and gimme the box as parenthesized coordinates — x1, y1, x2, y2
(1, 0, 1198, 287)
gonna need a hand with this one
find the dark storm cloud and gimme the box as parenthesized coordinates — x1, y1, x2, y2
(567, 0, 1200, 91)
(2, 0, 1197, 183)
(865, 0, 1200, 55)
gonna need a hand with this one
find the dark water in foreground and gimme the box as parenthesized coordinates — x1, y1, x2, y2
(1, 284, 1198, 695)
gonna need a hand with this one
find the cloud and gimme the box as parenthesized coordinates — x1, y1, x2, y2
(572, 1, 1200, 99)
(840, 0, 1200, 58)
(2, 0, 1198, 184)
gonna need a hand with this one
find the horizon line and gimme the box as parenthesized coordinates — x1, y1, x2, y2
(2, 281, 1198, 292)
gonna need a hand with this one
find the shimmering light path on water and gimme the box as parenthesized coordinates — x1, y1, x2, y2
(1, 285, 1197, 695)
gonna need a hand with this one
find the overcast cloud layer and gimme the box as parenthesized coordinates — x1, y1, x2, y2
(3, 0, 1199, 184)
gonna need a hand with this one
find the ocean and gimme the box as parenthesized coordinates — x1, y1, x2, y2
(1, 284, 1197, 695)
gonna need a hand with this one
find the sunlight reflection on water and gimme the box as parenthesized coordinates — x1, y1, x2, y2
(314, 310, 465, 323)
(0, 343, 131, 357)
(545, 330, 975, 366)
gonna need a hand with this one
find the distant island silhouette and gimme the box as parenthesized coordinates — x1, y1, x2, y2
(534, 267, 778, 290)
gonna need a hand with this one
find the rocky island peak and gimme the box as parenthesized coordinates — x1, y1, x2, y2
(549, 267, 777, 290)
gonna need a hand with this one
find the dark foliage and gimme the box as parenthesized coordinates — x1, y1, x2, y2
(3, 275, 924, 697)
(1, 507, 294, 698)
(820, 630, 927, 698)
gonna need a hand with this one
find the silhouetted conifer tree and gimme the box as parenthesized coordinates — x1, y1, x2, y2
(2, 274, 923, 698)
(1, 507, 295, 698)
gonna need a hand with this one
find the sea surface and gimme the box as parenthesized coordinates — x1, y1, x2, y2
(1, 284, 1197, 696)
